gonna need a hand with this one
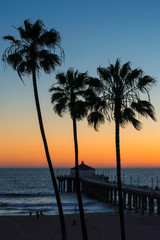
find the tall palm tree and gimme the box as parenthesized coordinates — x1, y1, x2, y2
(49, 68, 89, 240)
(2, 19, 67, 240)
(87, 59, 156, 240)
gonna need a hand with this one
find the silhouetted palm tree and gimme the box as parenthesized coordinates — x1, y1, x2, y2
(49, 68, 89, 240)
(2, 19, 67, 240)
(87, 59, 156, 240)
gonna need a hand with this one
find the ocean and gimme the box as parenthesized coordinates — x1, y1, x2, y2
(0, 167, 160, 216)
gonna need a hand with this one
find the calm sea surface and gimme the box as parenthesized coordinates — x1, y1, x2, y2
(0, 168, 160, 215)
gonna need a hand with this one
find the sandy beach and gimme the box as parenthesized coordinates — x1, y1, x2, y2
(1, 213, 160, 240)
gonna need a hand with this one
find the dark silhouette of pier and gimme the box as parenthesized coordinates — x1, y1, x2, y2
(57, 175, 160, 215)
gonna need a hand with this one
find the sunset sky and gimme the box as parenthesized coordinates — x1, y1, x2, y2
(0, 0, 160, 167)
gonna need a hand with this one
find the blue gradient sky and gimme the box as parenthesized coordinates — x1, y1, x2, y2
(0, 0, 160, 167)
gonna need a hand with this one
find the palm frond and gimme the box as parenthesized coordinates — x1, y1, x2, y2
(6, 53, 22, 69)
(138, 76, 156, 92)
(70, 101, 88, 120)
(87, 111, 105, 131)
(114, 58, 120, 75)
(2, 19, 64, 78)
(97, 67, 111, 81)
(89, 59, 156, 131)
(76, 72, 88, 87)
(108, 63, 115, 76)
(126, 68, 142, 86)
(49, 86, 63, 93)
(86, 77, 102, 89)
(3, 35, 17, 43)
(51, 92, 66, 103)
(33, 19, 44, 37)
(67, 69, 74, 86)
(53, 98, 68, 117)
(55, 73, 66, 85)
(39, 52, 61, 73)
(40, 28, 61, 47)
(122, 108, 142, 130)
(17, 61, 30, 81)
(120, 61, 131, 78)
(131, 118, 142, 130)
(131, 100, 156, 121)
(50, 68, 90, 121)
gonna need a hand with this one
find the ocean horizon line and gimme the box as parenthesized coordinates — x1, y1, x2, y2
(0, 166, 160, 169)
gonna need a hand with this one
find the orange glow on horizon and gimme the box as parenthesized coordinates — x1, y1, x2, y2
(0, 109, 159, 168)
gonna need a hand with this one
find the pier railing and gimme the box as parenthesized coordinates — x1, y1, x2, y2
(57, 175, 160, 215)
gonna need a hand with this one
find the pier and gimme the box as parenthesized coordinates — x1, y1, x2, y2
(57, 175, 160, 215)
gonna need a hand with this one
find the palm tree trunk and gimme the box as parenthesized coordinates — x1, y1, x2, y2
(32, 69, 67, 240)
(115, 116, 126, 240)
(72, 116, 88, 240)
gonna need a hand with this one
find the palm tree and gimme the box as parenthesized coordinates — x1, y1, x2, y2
(2, 19, 67, 240)
(87, 59, 156, 240)
(49, 68, 89, 240)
